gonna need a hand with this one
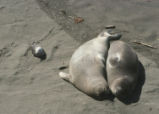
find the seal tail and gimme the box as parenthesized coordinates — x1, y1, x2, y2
(59, 72, 72, 83)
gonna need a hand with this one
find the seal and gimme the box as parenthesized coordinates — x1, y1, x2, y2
(31, 42, 47, 60)
(59, 30, 121, 99)
(106, 41, 139, 98)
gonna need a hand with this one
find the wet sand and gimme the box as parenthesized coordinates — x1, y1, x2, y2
(0, 0, 159, 114)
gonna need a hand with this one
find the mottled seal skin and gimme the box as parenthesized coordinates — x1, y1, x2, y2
(106, 41, 139, 98)
(59, 31, 121, 99)
(31, 43, 47, 60)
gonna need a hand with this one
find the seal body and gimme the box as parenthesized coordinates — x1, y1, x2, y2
(106, 41, 139, 98)
(31, 44, 46, 60)
(59, 31, 121, 99)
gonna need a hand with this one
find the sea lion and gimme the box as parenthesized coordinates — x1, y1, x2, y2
(59, 30, 121, 99)
(31, 42, 47, 60)
(106, 41, 139, 98)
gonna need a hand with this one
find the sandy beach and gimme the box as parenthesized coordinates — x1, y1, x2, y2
(0, 0, 159, 113)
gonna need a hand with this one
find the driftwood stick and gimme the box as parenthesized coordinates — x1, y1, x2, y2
(132, 40, 157, 49)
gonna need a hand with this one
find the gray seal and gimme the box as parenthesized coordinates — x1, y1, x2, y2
(59, 31, 121, 99)
(106, 41, 139, 98)
(31, 42, 46, 60)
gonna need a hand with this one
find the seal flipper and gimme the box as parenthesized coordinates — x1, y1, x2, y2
(59, 72, 72, 83)
(97, 30, 121, 42)
(108, 33, 122, 41)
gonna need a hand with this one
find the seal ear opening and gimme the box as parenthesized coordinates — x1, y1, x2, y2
(109, 56, 120, 67)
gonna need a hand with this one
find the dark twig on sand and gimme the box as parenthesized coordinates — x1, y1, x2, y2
(132, 40, 157, 49)
(105, 25, 116, 29)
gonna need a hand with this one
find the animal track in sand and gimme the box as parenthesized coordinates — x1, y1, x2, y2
(0, 42, 17, 63)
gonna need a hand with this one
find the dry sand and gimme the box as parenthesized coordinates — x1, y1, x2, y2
(0, 0, 159, 114)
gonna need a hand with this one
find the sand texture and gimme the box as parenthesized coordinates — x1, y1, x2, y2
(0, 0, 159, 114)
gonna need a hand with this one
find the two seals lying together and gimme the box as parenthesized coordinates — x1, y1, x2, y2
(59, 31, 139, 100)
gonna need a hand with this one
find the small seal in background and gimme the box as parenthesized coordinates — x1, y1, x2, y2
(31, 42, 47, 60)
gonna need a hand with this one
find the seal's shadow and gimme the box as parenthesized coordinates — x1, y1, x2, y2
(116, 61, 145, 104)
